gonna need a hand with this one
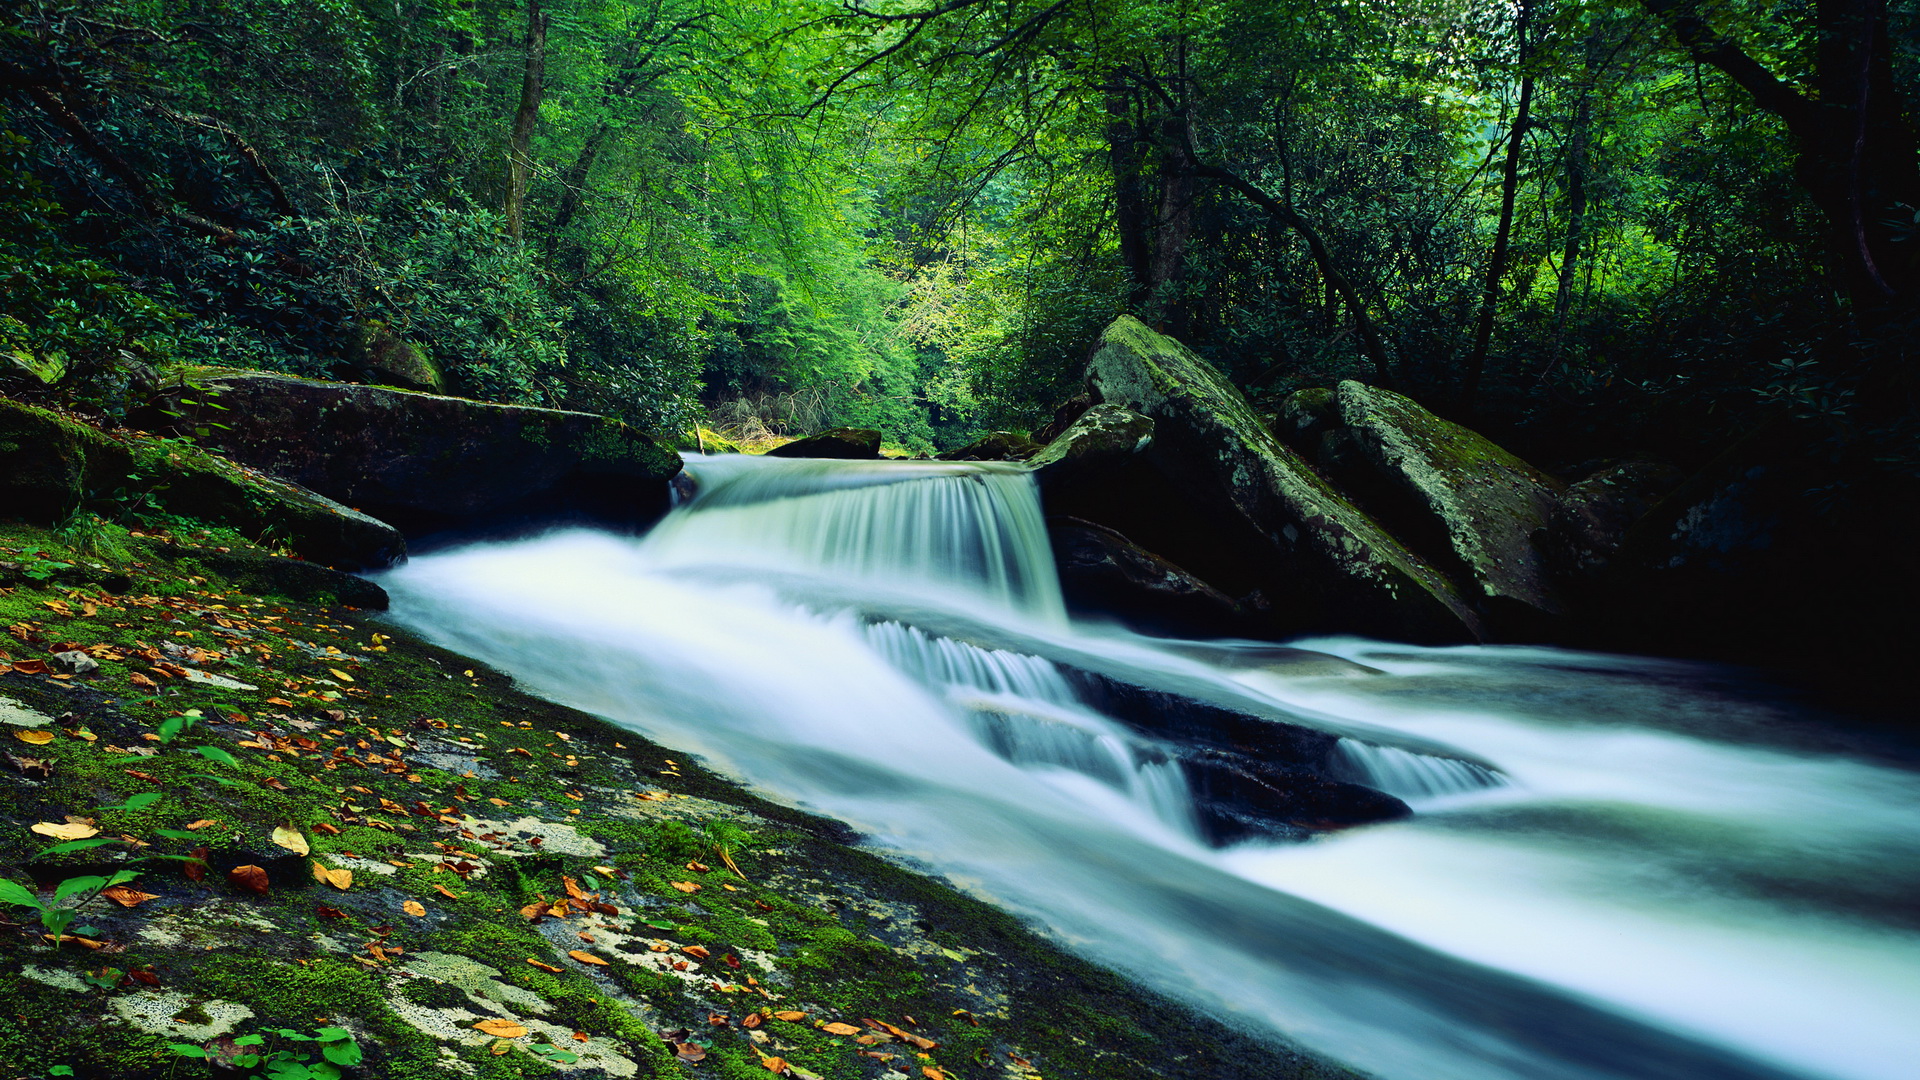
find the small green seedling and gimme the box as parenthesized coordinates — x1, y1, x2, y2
(170, 1025, 362, 1078)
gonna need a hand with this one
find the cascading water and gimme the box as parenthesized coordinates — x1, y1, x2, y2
(380, 454, 1920, 1080)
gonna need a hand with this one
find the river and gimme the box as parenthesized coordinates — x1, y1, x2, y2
(378, 454, 1920, 1080)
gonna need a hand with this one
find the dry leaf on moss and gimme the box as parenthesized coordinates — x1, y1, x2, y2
(227, 864, 270, 895)
(402, 900, 426, 917)
(31, 821, 98, 840)
(473, 1019, 528, 1038)
(311, 862, 352, 890)
(13, 730, 54, 745)
(271, 825, 309, 855)
(568, 950, 609, 967)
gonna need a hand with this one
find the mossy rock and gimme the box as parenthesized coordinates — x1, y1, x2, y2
(937, 430, 1042, 462)
(1083, 317, 1481, 642)
(345, 319, 444, 393)
(764, 427, 884, 459)
(144, 370, 682, 533)
(0, 398, 132, 522)
(1332, 381, 1566, 626)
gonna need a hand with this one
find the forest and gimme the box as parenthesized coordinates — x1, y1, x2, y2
(3, 0, 1913, 470)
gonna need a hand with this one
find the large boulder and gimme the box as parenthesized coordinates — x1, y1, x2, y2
(147, 370, 682, 532)
(0, 398, 403, 569)
(343, 319, 444, 393)
(1027, 404, 1155, 494)
(1081, 317, 1481, 642)
(765, 427, 883, 459)
(1050, 517, 1249, 637)
(938, 430, 1041, 462)
(1329, 381, 1568, 628)
(1542, 459, 1683, 580)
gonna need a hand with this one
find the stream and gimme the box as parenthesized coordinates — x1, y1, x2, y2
(378, 454, 1920, 1080)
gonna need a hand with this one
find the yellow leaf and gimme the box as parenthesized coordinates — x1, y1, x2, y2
(568, 950, 610, 967)
(31, 821, 98, 841)
(526, 958, 564, 973)
(13, 730, 54, 745)
(310, 861, 352, 890)
(328, 668, 355, 682)
(473, 1018, 528, 1038)
(821, 1022, 863, 1036)
(402, 900, 426, 917)
(271, 825, 310, 856)
(773, 1012, 808, 1022)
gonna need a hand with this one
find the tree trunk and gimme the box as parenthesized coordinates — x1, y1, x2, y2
(506, 0, 548, 247)
(1463, 0, 1536, 407)
(1552, 94, 1591, 343)
(1106, 86, 1154, 311)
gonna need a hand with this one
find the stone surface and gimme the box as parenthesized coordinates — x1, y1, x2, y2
(1083, 317, 1481, 642)
(1269, 386, 1337, 453)
(937, 430, 1042, 462)
(765, 426, 884, 459)
(49, 649, 98, 676)
(1332, 380, 1568, 625)
(1027, 403, 1155, 493)
(346, 319, 445, 393)
(1049, 518, 1247, 637)
(146, 369, 682, 532)
(1544, 459, 1683, 579)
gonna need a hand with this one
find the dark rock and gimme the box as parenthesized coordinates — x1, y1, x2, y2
(1543, 459, 1684, 579)
(1028, 404, 1155, 495)
(1030, 394, 1093, 444)
(1049, 517, 1248, 637)
(766, 427, 884, 459)
(938, 431, 1042, 462)
(1083, 317, 1481, 642)
(1180, 751, 1411, 842)
(1331, 380, 1568, 629)
(1, 399, 402, 570)
(1269, 386, 1336, 453)
(193, 550, 389, 610)
(145, 370, 682, 533)
(344, 319, 444, 393)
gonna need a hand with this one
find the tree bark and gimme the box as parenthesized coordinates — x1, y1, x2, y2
(1105, 86, 1155, 311)
(506, 0, 549, 247)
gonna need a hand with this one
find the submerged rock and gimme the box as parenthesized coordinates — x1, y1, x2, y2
(145, 370, 681, 533)
(765, 426, 884, 459)
(1331, 381, 1568, 628)
(1082, 317, 1480, 642)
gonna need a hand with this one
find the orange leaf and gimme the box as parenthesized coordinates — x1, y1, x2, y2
(185, 819, 218, 830)
(670, 881, 700, 893)
(402, 900, 426, 917)
(742, 1013, 763, 1029)
(310, 861, 352, 890)
(434, 882, 464, 900)
(572, 1031, 589, 1043)
(822, 1022, 864, 1036)
(568, 950, 609, 967)
(128, 672, 158, 689)
(102, 885, 159, 908)
(682, 945, 710, 960)
(526, 958, 563, 974)
(762, 1057, 787, 1073)
(227, 864, 270, 895)
(773, 1011, 807, 1022)
(13, 659, 50, 675)
(473, 1019, 528, 1038)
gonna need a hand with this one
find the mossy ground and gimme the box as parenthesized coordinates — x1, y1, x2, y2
(0, 518, 1362, 1080)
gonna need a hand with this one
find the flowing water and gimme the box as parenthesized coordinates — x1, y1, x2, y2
(380, 455, 1920, 1080)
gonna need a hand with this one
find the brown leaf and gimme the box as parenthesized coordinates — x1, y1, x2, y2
(186, 819, 218, 830)
(670, 881, 700, 893)
(473, 1019, 528, 1038)
(773, 1011, 808, 1022)
(310, 861, 352, 890)
(762, 1057, 787, 1074)
(682, 945, 711, 960)
(184, 846, 209, 882)
(707, 1012, 730, 1027)
(526, 958, 564, 974)
(13, 729, 54, 746)
(685, 861, 710, 873)
(742, 1013, 763, 1029)
(433, 883, 464, 901)
(572, 1030, 589, 1043)
(922, 1069, 949, 1080)
(128, 672, 159, 689)
(821, 1022, 863, 1036)
(102, 885, 159, 908)
(316, 904, 347, 920)
(313, 822, 342, 835)
(227, 864, 270, 895)
(562, 876, 588, 900)
(7, 753, 50, 778)
(520, 900, 549, 920)
(402, 900, 426, 917)
(675, 1043, 707, 1063)
(12, 659, 50, 675)
(568, 950, 610, 967)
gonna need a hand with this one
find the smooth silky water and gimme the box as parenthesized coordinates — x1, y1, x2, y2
(379, 454, 1920, 1080)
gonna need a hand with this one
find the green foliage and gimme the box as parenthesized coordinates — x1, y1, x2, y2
(169, 1025, 363, 1078)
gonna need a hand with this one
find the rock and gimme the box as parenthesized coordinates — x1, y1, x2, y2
(49, 650, 98, 676)
(1330, 380, 1568, 628)
(346, 319, 444, 393)
(680, 428, 743, 455)
(1027, 404, 1155, 494)
(1030, 394, 1093, 444)
(0, 399, 402, 570)
(1082, 316, 1481, 642)
(193, 551, 390, 610)
(765, 427, 883, 459)
(1543, 459, 1683, 579)
(1268, 386, 1336, 453)
(145, 370, 682, 532)
(938, 431, 1042, 462)
(1049, 518, 1249, 637)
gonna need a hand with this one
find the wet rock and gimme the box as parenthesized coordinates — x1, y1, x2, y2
(193, 550, 390, 610)
(1269, 386, 1337, 453)
(1331, 380, 1568, 629)
(1030, 394, 1093, 444)
(1049, 517, 1248, 637)
(1083, 317, 1481, 642)
(49, 650, 98, 676)
(766, 427, 884, 459)
(938, 430, 1042, 462)
(1028, 404, 1155, 495)
(144, 369, 681, 533)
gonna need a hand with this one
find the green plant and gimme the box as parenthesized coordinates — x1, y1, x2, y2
(13, 545, 76, 582)
(169, 1025, 363, 1078)
(0, 867, 141, 944)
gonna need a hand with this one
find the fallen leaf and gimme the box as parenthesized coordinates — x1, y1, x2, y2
(328, 668, 356, 683)
(31, 821, 99, 841)
(742, 1013, 763, 1029)
(762, 1057, 787, 1074)
(526, 958, 563, 973)
(686, 861, 710, 873)
(313, 822, 341, 835)
(185, 819, 218, 830)
(102, 886, 159, 908)
(311, 861, 352, 890)
(227, 864, 270, 895)
(675, 1043, 706, 1063)
(433, 882, 463, 900)
(316, 905, 347, 919)
(129, 672, 158, 689)
(490, 1040, 512, 1055)
(487, 797, 511, 806)
(773, 1012, 808, 1022)
(185, 846, 209, 882)
(473, 1019, 528, 1038)
(13, 730, 54, 745)
(821, 1022, 864, 1036)
(682, 945, 711, 960)
(568, 950, 609, 967)
(670, 881, 700, 893)
(572, 1030, 590, 1043)
(708, 1012, 729, 1027)
(402, 900, 426, 917)
(271, 825, 310, 855)
(12, 659, 49, 675)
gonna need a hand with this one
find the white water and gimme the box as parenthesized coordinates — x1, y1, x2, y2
(380, 455, 1920, 1080)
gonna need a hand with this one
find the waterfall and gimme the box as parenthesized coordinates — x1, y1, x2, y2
(1331, 738, 1509, 801)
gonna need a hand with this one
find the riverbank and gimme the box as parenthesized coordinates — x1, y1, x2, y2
(0, 518, 1361, 1080)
